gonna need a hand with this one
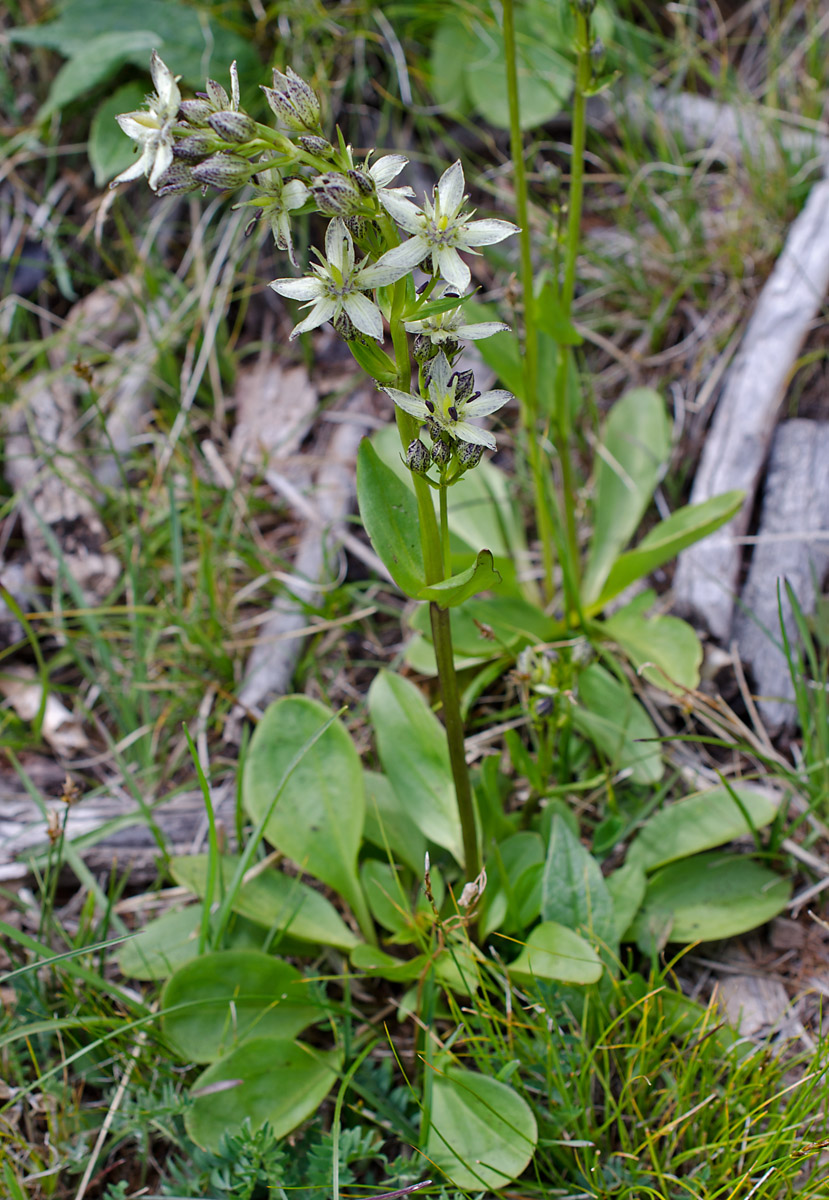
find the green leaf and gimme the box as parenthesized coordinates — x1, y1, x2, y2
(242, 697, 370, 937)
(350, 943, 427, 982)
(186, 1038, 341, 1151)
(507, 921, 603, 985)
(116, 905, 262, 981)
(348, 339, 397, 385)
(38, 31, 155, 117)
(541, 815, 617, 948)
(361, 860, 411, 936)
(362, 771, 427, 875)
(626, 786, 778, 874)
(427, 1067, 538, 1190)
(631, 853, 790, 952)
(602, 599, 703, 694)
(161, 951, 320, 1063)
(369, 671, 465, 866)
(88, 82, 146, 185)
(170, 854, 358, 951)
(570, 663, 663, 784)
(357, 440, 424, 597)
(535, 280, 582, 345)
(464, 10, 573, 129)
(418, 549, 501, 607)
(606, 863, 647, 943)
(481, 832, 545, 937)
(590, 491, 744, 612)
(582, 387, 672, 605)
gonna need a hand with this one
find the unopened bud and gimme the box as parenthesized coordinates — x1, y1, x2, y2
(441, 338, 460, 361)
(451, 369, 475, 403)
(347, 168, 374, 195)
(179, 98, 213, 127)
(264, 66, 321, 132)
(413, 334, 438, 364)
(590, 37, 605, 67)
(406, 439, 430, 474)
(208, 110, 257, 143)
(156, 163, 200, 196)
(205, 78, 230, 109)
(573, 0, 596, 12)
(333, 309, 357, 341)
(431, 437, 452, 467)
(191, 153, 254, 190)
(298, 135, 334, 157)
(344, 215, 370, 240)
(174, 133, 219, 161)
(458, 441, 484, 469)
(311, 171, 362, 216)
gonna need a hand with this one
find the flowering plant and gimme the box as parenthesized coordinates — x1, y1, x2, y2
(113, 51, 522, 886)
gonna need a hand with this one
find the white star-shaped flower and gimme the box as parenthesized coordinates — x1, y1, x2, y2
(270, 217, 421, 341)
(382, 350, 512, 451)
(111, 51, 181, 191)
(404, 286, 510, 344)
(248, 165, 310, 268)
(366, 153, 414, 208)
(378, 160, 518, 292)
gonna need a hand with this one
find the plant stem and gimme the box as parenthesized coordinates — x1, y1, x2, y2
(553, 10, 592, 599)
(502, 0, 556, 603)
(430, 602, 480, 882)
(387, 300, 479, 885)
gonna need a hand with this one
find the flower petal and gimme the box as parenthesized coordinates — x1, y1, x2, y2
(436, 246, 471, 292)
(148, 141, 174, 191)
(380, 191, 423, 233)
(383, 388, 429, 420)
(325, 218, 351, 274)
(464, 389, 513, 417)
(150, 51, 180, 115)
(456, 218, 519, 247)
(453, 421, 496, 450)
(456, 320, 511, 339)
(269, 276, 323, 300)
(361, 237, 429, 286)
(290, 297, 337, 339)
(343, 292, 384, 341)
(436, 160, 465, 216)
(428, 351, 452, 393)
(116, 112, 159, 140)
(370, 154, 408, 187)
(283, 178, 310, 209)
(111, 150, 153, 187)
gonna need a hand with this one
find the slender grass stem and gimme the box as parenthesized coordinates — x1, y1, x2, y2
(502, 0, 556, 603)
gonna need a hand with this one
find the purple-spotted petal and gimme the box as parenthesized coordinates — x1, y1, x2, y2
(343, 292, 385, 341)
(383, 387, 429, 420)
(370, 154, 408, 187)
(436, 246, 471, 292)
(456, 320, 511, 339)
(464, 389, 513, 417)
(456, 218, 519, 248)
(290, 297, 337, 339)
(361, 237, 429, 286)
(269, 276, 323, 300)
(380, 191, 423, 233)
(453, 421, 496, 450)
(436, 160, 465, 216)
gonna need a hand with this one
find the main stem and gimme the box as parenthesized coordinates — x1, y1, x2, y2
(503, 0, 556, 604)
(388, 297, 479, 884)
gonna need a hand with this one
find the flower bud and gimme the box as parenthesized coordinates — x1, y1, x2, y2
(406, 439, 431, 474)
(573, 0, 596, 12)
(173, 133, 219, 161)
(179, 98, 213, 127)
(413, 334, 439, 364)
(458, 442, 484, 469)
(263, 67, 321, 132)
(590, 37, 605, 68)
(156, 163, 200, 196)
(207, 110, 257, 143)
(344, 215, 370, 240)
(191, 153, 254, 190)
(347, 167, 374, 195)
(298, 135, 334, 157)
(311, 171, 362, 216)
(431, 437, 452, 467)
(333, 309, 357, 341)
(451, 369, 475, 403)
